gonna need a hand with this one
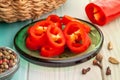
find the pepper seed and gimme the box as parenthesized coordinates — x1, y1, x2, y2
(108, 41, 113, 50)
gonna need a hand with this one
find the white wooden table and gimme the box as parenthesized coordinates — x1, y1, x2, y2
(0, 0, 120, 80)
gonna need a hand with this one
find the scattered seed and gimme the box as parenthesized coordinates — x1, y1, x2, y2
(93, 59, 102, 69)
(108, 57, 119, 64)
(96, 53, 103, 63)
(108, 41, 113, 50)
(106, 66, 111, 75)
(82, 67, 91, 74)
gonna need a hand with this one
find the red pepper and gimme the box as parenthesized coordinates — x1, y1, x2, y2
(40, 45, 64, 57)
(46, 14, 62, 29)
(26, 37, 39, 50)
(85, 0, 120, 26)
(62, 15, 91, 33)
(40, 24, 65, 57)
(61, 15, 74, 25)
(46, 23, 66, 48)
(63, 21, 91, 53)
(27, 20, 53, 48)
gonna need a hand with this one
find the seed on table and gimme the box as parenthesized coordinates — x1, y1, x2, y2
(106, 66, 111, 75)
(93, 59, 102, 69)
(108, 41, 113, 50)
(82, 68, 87, 74)
(108, 57, 119, 64)
(96, 53, 103, 63)
(82, 67, 91, 74)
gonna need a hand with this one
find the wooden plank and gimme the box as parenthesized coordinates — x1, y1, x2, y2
(98, 18, 120, 80)
(0, 20, 31, 80)
(29, 59, 102, 80)
(28, 0, 102, 80)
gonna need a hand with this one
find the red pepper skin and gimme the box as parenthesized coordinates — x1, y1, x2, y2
(27, 20, 53, 47)
(85, 0, 120, 26)
(63, 21, 91, 53)
(46, 24, 66, 48)
(26, 37, 39, 50)
(67, 33, 91, 53)
(40, 45, 64, 57)
(62, 15, 91, 33)
(46, 14, 62, 29)
(61, 15, 75, 25)
(40, 24, 65, 57)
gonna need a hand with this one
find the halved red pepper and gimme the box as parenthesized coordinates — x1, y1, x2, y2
(46, 23, 66, 48)
(26, 20, 53, 50)
(63, 21, 91, 53)
(62, 15, 91, 33)
(40, 45, 64, 57)
(46, 14, 62, 29)
(85, 0, 120, 26)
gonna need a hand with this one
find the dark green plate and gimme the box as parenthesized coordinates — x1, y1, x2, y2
(14, 18, 104, 67)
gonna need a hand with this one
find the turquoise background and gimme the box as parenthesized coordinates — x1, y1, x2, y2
(0, 20, 31, 80)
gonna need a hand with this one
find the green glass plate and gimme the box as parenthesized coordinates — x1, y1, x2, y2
(14, 18, 104, 67)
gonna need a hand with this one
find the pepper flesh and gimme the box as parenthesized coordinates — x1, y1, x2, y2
(40, 24, 65, 57)
(46, 24, 66, 48)
(26, 20, 53, 50)
(26, 37, 39, 50)
(85, 0, 120, 26)
(46, 14, 62, 29)
(62, 15, 91, 33)
(41, 45, 64, 57)
(63, 21, 91, 53)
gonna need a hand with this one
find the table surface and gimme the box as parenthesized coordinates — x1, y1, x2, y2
(0, 0, 120, 80)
